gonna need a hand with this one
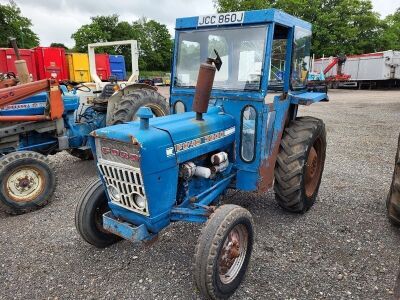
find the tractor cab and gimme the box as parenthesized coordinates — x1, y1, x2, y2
(170, 9, 326, 191)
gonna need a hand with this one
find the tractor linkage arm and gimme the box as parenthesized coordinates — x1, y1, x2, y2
(0, 79, 64, 122)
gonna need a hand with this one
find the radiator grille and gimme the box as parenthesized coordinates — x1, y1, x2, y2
(98, 161, 148, 216)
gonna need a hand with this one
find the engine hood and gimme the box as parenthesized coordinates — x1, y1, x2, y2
(92, 106, 236, 171)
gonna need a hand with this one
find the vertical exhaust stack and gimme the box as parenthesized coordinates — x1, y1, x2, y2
(9, 38, 30, 84)
(192, 50, 222, 121)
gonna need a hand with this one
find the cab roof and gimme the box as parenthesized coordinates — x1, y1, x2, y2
(175, 9, 311, 31)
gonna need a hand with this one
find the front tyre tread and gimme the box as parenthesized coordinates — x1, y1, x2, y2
(194, 204, 254, 299)
(75, 179, 120, 248)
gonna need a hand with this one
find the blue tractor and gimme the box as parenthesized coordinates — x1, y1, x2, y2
(0, 41, 168, 214)
(75, 9, 328, 298)
(0, 81, 168, 215)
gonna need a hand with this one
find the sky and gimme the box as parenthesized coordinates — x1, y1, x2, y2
(1, 0, 400, 48)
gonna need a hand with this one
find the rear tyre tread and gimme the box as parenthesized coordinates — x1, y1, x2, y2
(111, 89, 168, 124)
(274, 117, 327, 213)
(67, 149, 93, 161)
(386, 134, 400, 226)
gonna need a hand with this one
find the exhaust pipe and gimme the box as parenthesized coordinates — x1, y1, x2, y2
(9, 37, 30, 84)
(192, 50, 222, 121)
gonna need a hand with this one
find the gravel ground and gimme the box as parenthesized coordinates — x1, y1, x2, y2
(1, 89, 400, 299)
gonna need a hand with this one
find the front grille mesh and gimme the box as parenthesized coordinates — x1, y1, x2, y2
(98, 161, 148, 215)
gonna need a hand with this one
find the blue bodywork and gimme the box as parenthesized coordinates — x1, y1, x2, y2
(0, 86, 106, 155)
(90, 9, 328, 242)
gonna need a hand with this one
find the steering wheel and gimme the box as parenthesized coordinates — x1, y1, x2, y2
(75, 83, 91, 92)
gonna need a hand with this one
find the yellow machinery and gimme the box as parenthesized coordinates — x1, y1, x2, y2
(67, 53, 90, 82)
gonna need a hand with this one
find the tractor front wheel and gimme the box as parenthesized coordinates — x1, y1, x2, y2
(111, 89, 168, 124)
(75, 179, 120, 248)
(0, 151, 57, 214)
(274, 116, 327, 213)
(194, 205, 254, 299)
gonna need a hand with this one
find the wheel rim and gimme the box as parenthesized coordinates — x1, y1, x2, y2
(218, 224, 248, 284)
(304, 137, 324, 198)
(5, 166, 45, 203)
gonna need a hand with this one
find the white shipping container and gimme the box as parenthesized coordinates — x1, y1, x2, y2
(313, 50, 400, 82)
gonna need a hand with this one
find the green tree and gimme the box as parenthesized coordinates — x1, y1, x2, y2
(71, 15, 173, 72)
(381, 9, 400, 50)
(50, 43, 68, 50)
(214, 0, 385, 56)
(132, 18, 173, 71)
(71, 16, 116, 52)
(0, 0, 39, 48)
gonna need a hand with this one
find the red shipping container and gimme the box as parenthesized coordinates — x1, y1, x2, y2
(95, 53, 111, 81)
(0, 48, 38, 81)
(33, 47, 68, 80)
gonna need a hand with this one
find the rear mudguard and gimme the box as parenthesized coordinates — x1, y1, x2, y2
(288, 92, 328, 105)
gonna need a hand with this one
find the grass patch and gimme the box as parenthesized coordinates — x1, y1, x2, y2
(139, 70, 170, 78)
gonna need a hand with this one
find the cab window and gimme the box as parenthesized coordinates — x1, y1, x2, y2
(291, 27, 312, 89)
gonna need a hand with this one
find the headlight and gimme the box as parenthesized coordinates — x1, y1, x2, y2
(107, 185, 121, 201)
(134, 194, 146, 209)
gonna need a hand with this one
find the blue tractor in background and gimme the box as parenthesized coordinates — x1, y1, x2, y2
(0, 40, 168, 215)
(75, 9, 328, 299)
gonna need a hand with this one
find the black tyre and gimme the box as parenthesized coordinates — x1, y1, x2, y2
(0, 151, 57, 215)
(111, 89, 168, 124)
(274, 117, 327, 213)
(67, 148, 93, 161)
(194, 205, 254, 299)
(75, 179, 120, 248)
(386, 134, 400, 226)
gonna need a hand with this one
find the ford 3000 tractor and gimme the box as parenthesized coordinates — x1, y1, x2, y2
(76, 9, 328, 299)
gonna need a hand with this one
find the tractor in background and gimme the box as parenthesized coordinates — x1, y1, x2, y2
(386, 134, 400, 298)
(0, 39, 168, 215)
(307, 55, 350, 92)
(386, 134, 400, 225)
(75, 9, 328, 299)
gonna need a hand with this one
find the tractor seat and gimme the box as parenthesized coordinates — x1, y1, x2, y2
(98, 83, 116, 100)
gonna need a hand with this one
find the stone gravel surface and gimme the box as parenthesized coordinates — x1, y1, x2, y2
(0, 89, 399, 299)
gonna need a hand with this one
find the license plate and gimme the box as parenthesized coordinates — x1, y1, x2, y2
(198, 12, 244, 27)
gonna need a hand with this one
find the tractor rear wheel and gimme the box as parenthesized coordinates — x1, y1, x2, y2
(75, 179, 120, 248)
(111, 89, 168, 124)
(386, 134, 400, 226)
(194, 205, 254, 299)
(67, 148, 93, 161)
(0, 151, 57, 214)
(274, 117, 327, 213)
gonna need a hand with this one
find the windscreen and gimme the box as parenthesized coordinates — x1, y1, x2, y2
(175, 26, 268, 91)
